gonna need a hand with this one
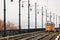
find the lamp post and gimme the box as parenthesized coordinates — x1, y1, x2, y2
(56, 15, 57, 27)
(28, 0, 30, 32)
(19, 0, 21, 34)
(42, 7, 43, 28)
(59, 16, 60, 29)
(50, 12, 51, 22)
(35, 2, 37, 29)
(46, 9, 47, 22)
(53, 13, 55, 22)
(3, 0, 7, 37)
(35, 2, 40, 29)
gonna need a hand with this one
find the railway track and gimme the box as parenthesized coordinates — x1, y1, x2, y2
(0, 31, 59, 40)
(38, 32, 57, 40)
(21, 32, 49, 40)
(10, 31, 46, 40)
(0, 31, 44, 40)
(21, 32, 57, 40)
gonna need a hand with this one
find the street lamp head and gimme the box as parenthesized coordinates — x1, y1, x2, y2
(38, 11, 39, 14)
(11, 0, 13, 2)
(22, 4, 24, 7)
(29, 4, 30, 6)
(30, 8, 32, 11)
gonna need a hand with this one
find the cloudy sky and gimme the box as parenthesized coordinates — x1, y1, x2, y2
(0, 0, 60, 29)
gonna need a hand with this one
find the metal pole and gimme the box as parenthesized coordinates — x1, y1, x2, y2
(3, 0, 6, 37)
(56, 15, 57, 27)
(35, 2, 37, 29)
(50, 12, 51, 22)
(28, 0, 30, 32)
(53, 13, 55, 22)
(46, 9, 47, 22)
(19, 0, 21, 34)
(42, 7, 43, 28)
(59, 16, 60, 29)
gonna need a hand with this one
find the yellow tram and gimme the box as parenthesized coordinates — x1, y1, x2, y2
(45, 22, 55, 32)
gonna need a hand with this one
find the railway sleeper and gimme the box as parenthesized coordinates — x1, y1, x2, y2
(38, 33, 56, 40)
